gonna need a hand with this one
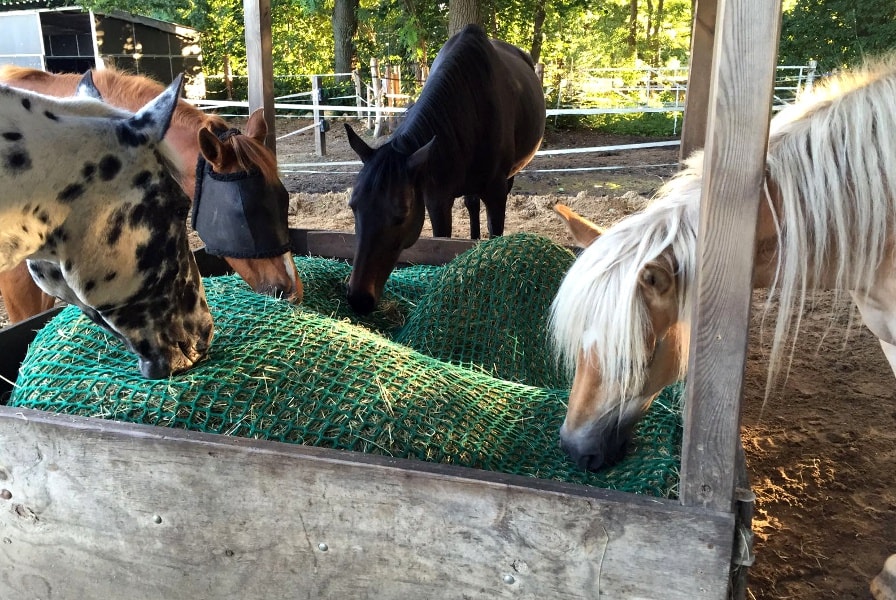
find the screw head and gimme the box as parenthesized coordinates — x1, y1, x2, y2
(503, 574, 515, 585)
(318, 543, 329, 552)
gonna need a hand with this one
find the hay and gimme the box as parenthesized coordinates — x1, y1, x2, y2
(10, 233, 684, 497)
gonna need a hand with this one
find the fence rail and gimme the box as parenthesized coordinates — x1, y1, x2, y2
(193, 62, 817, 155)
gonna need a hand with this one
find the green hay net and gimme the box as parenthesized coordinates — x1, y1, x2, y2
(10, 233, 683, 497)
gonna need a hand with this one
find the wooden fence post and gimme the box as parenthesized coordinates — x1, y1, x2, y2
(352, 69, 364, 124)
(370, 58, 383, 136)
(311, 75, 326, 156)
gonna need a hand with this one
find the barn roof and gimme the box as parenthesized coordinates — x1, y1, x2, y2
(0, 1, 199, 35)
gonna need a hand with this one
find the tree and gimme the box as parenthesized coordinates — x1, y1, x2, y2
(333, 0, 360, 76)
(779, 0, 896, 70)
(448, 0, 481, 37)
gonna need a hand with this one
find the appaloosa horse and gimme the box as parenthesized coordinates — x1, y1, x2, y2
(344, 24, 545, 314)
(0, 72, 212, 377)
(0, 65, 301, 324)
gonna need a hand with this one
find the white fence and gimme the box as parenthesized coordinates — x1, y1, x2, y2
(193, 62, 817, 158)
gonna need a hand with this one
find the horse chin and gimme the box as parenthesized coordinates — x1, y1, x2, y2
(226, 254, 303, 303)
(347, 287, 379, 315)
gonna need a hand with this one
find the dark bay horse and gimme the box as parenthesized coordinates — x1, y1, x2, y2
(0, 66, 302, 324)
(344, 24, 545, 314)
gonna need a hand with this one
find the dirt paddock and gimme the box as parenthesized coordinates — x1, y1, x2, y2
(3, 118, 895, 599)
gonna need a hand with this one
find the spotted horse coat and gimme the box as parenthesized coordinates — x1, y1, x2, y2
(0, 72, 213, 378)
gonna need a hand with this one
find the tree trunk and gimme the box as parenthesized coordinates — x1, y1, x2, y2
(628, 0, 638, 57)
(332, 0, 359, 80)
(448, 0, 481, 37)
(530, 0, 547, 64)
(652, 0, 665, 65)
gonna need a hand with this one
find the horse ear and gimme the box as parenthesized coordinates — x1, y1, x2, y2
(198, 127, 227, 171)
(407, 137, 436, 173)
(245, 108, 268, 142)
(638, 262, 674, 297)
(127, 73, 184, 142)
(75, 70, 103, 101)
(553, 203, 604, 247)
(345, 123, 375, 163)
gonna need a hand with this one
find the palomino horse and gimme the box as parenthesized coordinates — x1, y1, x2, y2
(0, 72, 212, 377)
(0, 65, 301, 323)
(550, 57, 896, 471)
(343, 24, 545, 314)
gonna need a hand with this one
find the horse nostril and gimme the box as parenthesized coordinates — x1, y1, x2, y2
(139, 357, 170, 379)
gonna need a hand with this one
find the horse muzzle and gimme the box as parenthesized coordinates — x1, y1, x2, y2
(559, 419, 633, 471)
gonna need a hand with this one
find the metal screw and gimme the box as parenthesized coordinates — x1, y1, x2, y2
(503, 575, 515, 585)
(0, 489, 10, 500)
(152, 514, 162, 524)
(318, 543, 329, 552)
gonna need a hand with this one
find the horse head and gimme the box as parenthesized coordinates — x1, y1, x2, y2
(195, 109, 302, 303)
(550, 198, 696, 470)
(344, 123, 434, 314)
(18, 73, 214, 378)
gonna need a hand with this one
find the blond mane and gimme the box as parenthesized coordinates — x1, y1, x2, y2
(551, 54, 896, 407)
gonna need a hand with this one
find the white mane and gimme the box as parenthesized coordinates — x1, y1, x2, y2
(763, 57, 896, 389)
(551, 55, 896, 404)
(550, 157, 701, 399)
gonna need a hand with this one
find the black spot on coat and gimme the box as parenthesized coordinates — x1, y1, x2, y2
(98, 155, 122, 181)
(58, 183, 85, 203)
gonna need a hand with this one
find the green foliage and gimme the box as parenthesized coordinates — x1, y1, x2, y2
(779, 0, 896, 70)
(552, 111, 681, 137)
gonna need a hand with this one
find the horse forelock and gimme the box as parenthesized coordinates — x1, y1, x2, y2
(760, 55, 896, 393)
(551, 168, 700, 403)
(225, 132, 280, 185)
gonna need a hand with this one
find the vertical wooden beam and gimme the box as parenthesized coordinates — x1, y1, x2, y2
(311, 75, 326, 156)
(243, 0, 276, 154)
(679, 0, 782, 513)
(680, 0, 717, 162)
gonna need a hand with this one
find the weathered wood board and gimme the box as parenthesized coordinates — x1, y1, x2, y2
(0, 409, 735, 599)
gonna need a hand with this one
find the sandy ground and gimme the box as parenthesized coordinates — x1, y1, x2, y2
(3, 118, 895, 599)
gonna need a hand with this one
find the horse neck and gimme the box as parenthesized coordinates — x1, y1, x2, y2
(0, 162, 73, 270)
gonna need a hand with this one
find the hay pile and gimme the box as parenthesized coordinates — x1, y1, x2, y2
(11, 234, 683, 496)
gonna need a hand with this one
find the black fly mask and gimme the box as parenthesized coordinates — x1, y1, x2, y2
(192, 129, 291, 259)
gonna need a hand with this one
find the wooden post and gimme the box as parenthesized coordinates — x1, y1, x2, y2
(535, 63, 544, 85)
(352, 69, 364, 124)
(243, 0, 276, 154)
(383, 64, 393, 107)
(370, 58, 384, 137)
(679, 0, 718, 162)
(679, 0, 782, 513)
(311, 75, 326, 156)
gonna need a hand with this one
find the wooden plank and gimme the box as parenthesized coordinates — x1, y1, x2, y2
(242, 0, 276, 152)
(305, 230, 479, 265)
(680, 0, 782, 512)
(680, 0, 718, 161)
(0, 408, 734, 599)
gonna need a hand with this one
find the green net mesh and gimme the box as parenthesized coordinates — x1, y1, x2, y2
(10, 233, 683, 497)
